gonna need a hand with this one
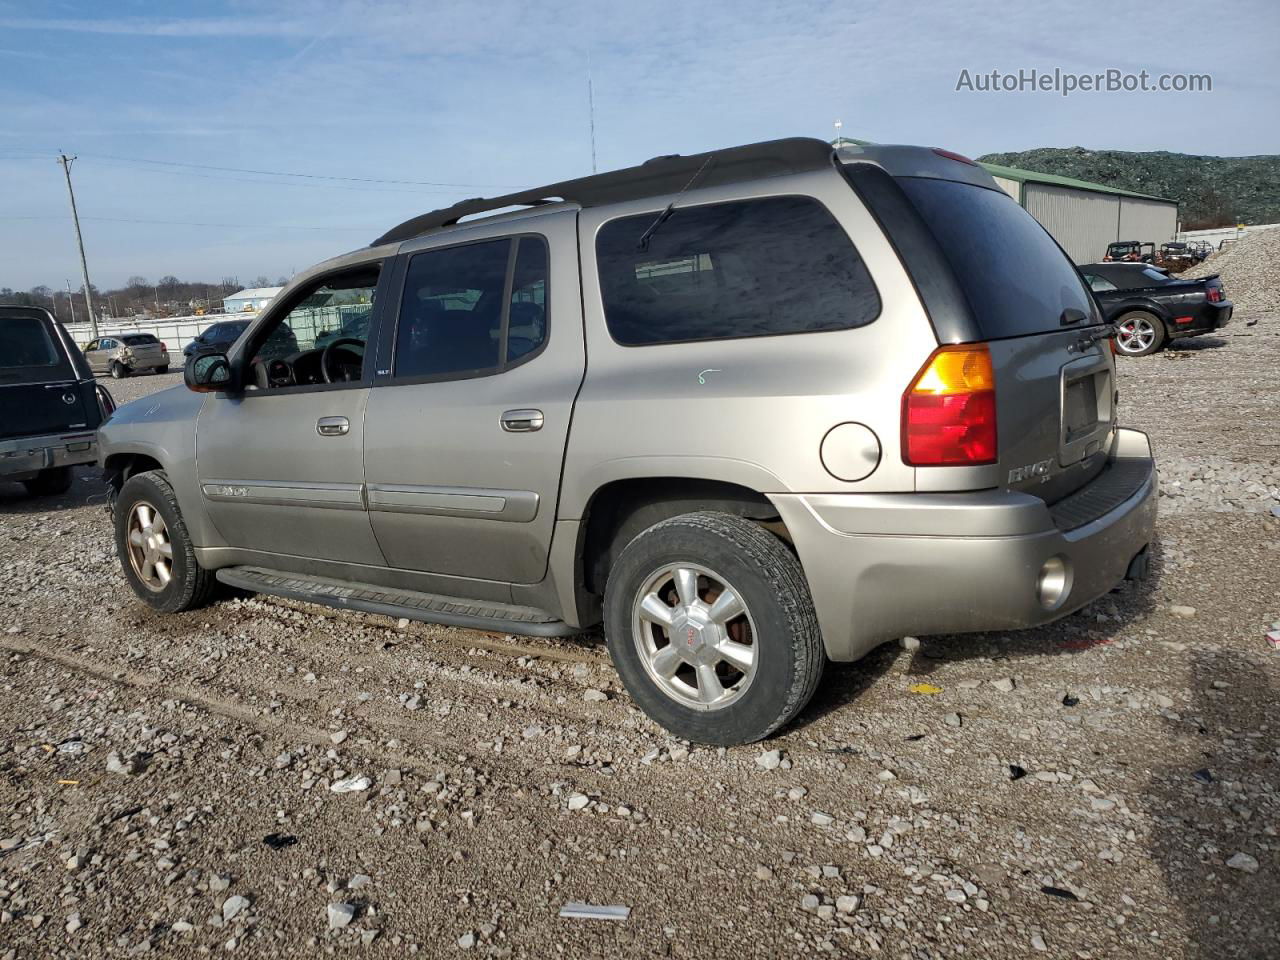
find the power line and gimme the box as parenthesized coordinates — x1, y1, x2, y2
(1, 214, 374, 232)
(86, 160, 467, 195)
(78, 152, 520, 190)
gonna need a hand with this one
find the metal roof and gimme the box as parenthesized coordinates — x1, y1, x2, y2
(224, 287, 283, 301)
(372, 138, 837, 246)
(975, 160, 1174, 204)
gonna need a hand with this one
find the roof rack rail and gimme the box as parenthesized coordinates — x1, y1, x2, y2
(371, 137, 835, 247)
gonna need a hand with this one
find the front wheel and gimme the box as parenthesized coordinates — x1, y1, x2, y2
(115, 470, 217, 613)
(603, 512, 825, 746)
(110, 361, 128, 379)
(1114, 311, 1167, 357)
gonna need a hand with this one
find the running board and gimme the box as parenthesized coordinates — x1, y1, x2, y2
(214, 566, 578, 638)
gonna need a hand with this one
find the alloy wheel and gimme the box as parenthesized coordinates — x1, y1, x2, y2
(126, 500, 173, 592)
(1115, 317, 1157, 354)
(631, 563, 758, 711)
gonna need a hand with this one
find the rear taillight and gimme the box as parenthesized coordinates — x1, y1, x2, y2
(160, 341, 169, 351)
(902, 345, 998, 466)
(1206, 287, 1222, 303)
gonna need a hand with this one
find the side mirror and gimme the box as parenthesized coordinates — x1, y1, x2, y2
(185, 353, 233, 393)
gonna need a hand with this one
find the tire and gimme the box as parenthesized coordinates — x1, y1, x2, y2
(603, 511, 825, 746)
(110, 361, 128, 379)
(1113, 311, 1167, 357)
(155, 365, 169, 375)
(21, 466, 73, 497)
(115, 470, 217, 613)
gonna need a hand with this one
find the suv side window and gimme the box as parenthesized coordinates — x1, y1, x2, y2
(595, 195, 879, 346)
(242, 263, 381, 389)
(393, 235, 549, 380)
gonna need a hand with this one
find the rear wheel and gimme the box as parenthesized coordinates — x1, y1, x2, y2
(603, 512, 824, 746)
(22, 466, 73, 497)
(1114, 311, 1166, 357)
(110, 361, 128, 379)
(115, 470, 216, 613)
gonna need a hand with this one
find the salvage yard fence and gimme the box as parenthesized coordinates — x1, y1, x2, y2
(63, 304, 368, 356)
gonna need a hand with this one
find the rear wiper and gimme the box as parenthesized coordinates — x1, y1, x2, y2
(636, 154, 717, 251)
(1068, 323, 1116, 353)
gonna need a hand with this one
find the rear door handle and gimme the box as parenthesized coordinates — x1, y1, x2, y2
(317, 416, 350, 437)
(500, 408, 544, 432)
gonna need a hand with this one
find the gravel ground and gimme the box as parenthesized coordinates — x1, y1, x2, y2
(1, 321, 1277, 960)
(1183, 228, 1280, 315)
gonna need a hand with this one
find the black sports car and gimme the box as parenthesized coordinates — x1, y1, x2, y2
(1079, 263, 1232, 356)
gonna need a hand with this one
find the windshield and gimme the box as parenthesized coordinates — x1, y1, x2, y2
(897, 177, 1101, 338)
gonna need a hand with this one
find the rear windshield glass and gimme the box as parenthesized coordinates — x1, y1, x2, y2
(1140, 267, 1172, 284)
(898, 177, 1100, 338)
(0, 316, 60, 368)
(596, 196, 880, 346)
(122, 334, 158, 345)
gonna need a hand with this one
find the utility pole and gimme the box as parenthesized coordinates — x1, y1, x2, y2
(57, 154, 97, 338)
(65, 279, 77, 325)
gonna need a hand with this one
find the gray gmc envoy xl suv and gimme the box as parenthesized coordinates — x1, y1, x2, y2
(98, 138, 1157, 745)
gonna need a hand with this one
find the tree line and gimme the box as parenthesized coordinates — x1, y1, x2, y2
(0, 274, 289, 325)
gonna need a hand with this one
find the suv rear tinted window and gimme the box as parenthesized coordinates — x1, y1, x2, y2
(898, 177, 1100, 339)
(122, 334, 158, 345)
(0, 315, 60, 368)
(596, 196, 879, 346)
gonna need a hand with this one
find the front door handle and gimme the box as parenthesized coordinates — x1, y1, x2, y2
(500, 408, 544, 433)
(317, 416, 350, 437)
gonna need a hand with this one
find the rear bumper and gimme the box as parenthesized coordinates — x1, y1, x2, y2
(772, 428, 1158, 661)
(0, 431, 99, 481)
(1171, 300, 1232, 336)
(123, 353, 169, 370)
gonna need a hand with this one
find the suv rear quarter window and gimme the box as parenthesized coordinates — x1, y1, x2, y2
(897, 177, 1100, 339)
(595, 195, 880, 346)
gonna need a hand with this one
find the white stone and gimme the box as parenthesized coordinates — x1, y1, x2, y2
(328, 903, 357, 930)
(1226, 852, 1259, 873)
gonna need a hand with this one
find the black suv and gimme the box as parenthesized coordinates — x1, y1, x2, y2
(0, 306, 115, 496)
(184, 319, 299, 362)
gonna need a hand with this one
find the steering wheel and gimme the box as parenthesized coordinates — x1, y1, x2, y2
(321, 338, 364, 384)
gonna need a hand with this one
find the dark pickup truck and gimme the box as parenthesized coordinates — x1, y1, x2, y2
(0, 306, 115, 496)
(1079, 263, 1232, 356)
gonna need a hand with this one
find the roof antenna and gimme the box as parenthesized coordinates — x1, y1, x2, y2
(833, 119, 842, 144)
(587, 59, 598, 173)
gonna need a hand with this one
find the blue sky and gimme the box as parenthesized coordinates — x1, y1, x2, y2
(2, 0, 1276, 292)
